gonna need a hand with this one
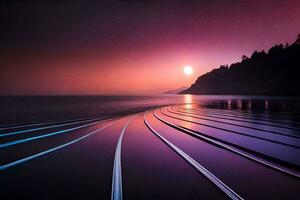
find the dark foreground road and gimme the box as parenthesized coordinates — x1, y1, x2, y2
(1, 104, 300, 199)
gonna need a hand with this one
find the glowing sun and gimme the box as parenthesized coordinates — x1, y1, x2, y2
(183, 66, 193, 76)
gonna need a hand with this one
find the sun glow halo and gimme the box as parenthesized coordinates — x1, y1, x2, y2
(183, 66, 193, 76)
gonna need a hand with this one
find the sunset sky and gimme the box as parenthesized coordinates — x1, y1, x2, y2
(1, 0, 300, 95)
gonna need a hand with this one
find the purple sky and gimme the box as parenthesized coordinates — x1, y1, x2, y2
(1, 0, 300, 95)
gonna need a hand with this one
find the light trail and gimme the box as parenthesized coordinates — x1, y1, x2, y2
(170, 106, 300, 138)
(0, 119, 117, 170)
(144, 111, 244, 200)
(161, 108, 300, 149)
(0, 117, 104, 137)
(0, 116, 120, 149)
(153, 109, 300, 178)
(111, 114, 140, 200)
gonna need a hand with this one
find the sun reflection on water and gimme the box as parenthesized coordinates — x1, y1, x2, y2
(183, 95, 193, 109)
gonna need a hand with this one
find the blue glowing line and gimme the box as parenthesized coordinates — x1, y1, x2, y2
(0, 121, 116, 170)
(0, 116, 97, 131)
(0, 117, 101, 137)
(0, 119, 109, 149)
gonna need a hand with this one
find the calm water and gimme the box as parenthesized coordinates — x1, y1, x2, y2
(1, 95, 300, 199)
(1, 95, 300, 124)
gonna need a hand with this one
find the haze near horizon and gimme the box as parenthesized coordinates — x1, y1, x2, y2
(1, 0, 300, 95)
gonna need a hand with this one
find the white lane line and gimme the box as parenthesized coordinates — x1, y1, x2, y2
(154, 109, 300, 179)
(0, 119, 117, 170)
(169, 106, 300, 139)
(161, 108, 300, 149)
(144, 111, 243, 200)
(111, 114, 140, 200)
(177, 106, 300, 130)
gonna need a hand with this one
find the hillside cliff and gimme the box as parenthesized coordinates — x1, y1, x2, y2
(180, 35, 300, 96)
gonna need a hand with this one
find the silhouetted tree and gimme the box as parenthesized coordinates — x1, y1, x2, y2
(285, 42, 289, 48)
(268, 44, 284, 54)
(296, 34, 300, 44)
(180, 34, 300, 96)
(251, 50, 259, 58)
(242, 55, 248, 61)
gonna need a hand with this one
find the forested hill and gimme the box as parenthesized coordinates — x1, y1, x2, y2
(180, 34, 300, 96)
